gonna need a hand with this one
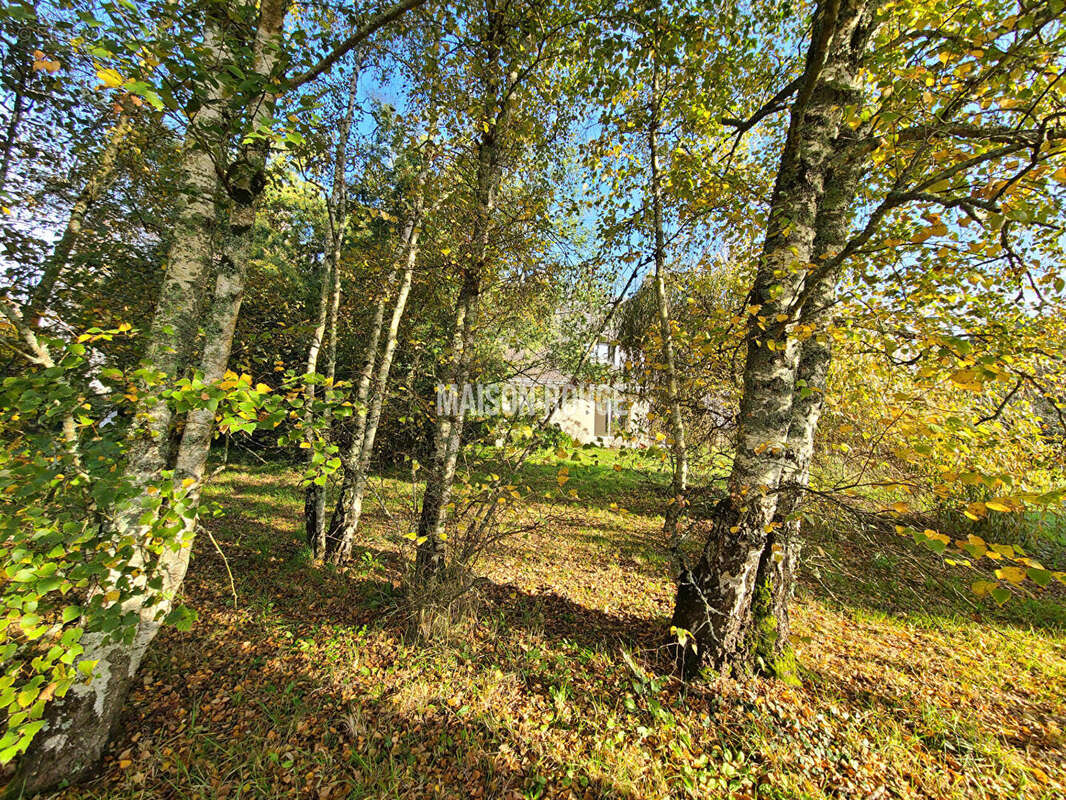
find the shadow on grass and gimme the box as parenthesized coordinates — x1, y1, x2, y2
(66, 465, 1066, 800)
(73, 479, 676, 799)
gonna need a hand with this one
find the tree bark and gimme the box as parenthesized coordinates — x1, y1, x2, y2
(414, 265, 480, 577)
(313, 287, 386, 559)
(304, 66, 360, 551)
(414, 3, 512, 580)
(119, 20, 232, 487)
(329, 171, 426, 563)
(671, 0, 876, 678)
(11, 3, 286, 792)
(647, 56, 688, 557)
(12, 13, 237, 791)
(26, 111, 133, 326)
(749, 143, 867, 678)
(12, 0, 424, 789)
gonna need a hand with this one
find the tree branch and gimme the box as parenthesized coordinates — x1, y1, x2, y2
(282, 0, 429, 91)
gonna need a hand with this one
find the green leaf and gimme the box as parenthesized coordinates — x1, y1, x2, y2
(164, 605, 197, 632)
(1027, 567, 1052, 588)
(990, 587, 1011, 605)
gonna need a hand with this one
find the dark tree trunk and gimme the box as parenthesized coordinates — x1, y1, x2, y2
(413, 4, 511, 582)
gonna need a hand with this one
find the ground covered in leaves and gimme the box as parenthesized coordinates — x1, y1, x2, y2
(55, 450, 1066, 799)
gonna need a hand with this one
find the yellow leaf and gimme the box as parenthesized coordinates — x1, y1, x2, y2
(254, 382, 272, 394)
(984, 498, 1012, 512)
(1052, 166, 1066, 184)
(888, 501, 910, 514)
(299, 441, 311, 449)
(97, 68, 123, 88)
(995, 566, 1026, 585)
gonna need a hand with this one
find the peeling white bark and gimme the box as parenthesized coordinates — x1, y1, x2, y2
(673, 0, 878, 675)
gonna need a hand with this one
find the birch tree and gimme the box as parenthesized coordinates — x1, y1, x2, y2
(671, 0, 1066, 678)
(10, 0, 429, 791)
(304, 66, 361, 552)
(413, 0, 524, 578)
(327, 154, 431, 562)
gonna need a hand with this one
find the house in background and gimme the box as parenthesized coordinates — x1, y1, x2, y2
(508, 339, 648, 446)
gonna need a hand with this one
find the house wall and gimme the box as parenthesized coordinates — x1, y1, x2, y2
(545, 393, 649, 446)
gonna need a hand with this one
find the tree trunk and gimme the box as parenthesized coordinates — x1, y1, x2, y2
(12, 0, 426, 789)
(671, 0, 876, 678)
(304, 66, 360, 551)
(748, 142, 867, 678)
(11, 14, 237, 791)
(414, 265, 480, 577)
(26, 111, 133, 326)
(313, 287, 386, 559)
(414, 5, 512, 580)
(329, 178, 425, 563)
(119, 18, 234, 489)
(647, 57, 688, 556)
(11, 4, 286, 792)
(302, 252, 335, 547)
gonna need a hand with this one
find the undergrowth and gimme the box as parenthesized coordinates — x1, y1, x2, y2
(51, 451, 1065, 800)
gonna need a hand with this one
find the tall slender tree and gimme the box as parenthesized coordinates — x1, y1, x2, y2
(305, 66, 361, 553)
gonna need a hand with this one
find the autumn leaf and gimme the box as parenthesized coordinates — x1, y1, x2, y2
(995, 566, 1026, 585)
(1026, 567, 1052, 587)
(97, 68, 124, 89)
(32, 50, 61, 73)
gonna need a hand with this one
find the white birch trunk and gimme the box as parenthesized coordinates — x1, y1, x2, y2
(13, 4, 286, 791)
(672, 0, 877, 677)
(304, 67, 360, 550)
(329, 176, 426, 562)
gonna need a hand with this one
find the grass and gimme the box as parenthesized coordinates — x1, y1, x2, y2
(54, 449, 1066, 800)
